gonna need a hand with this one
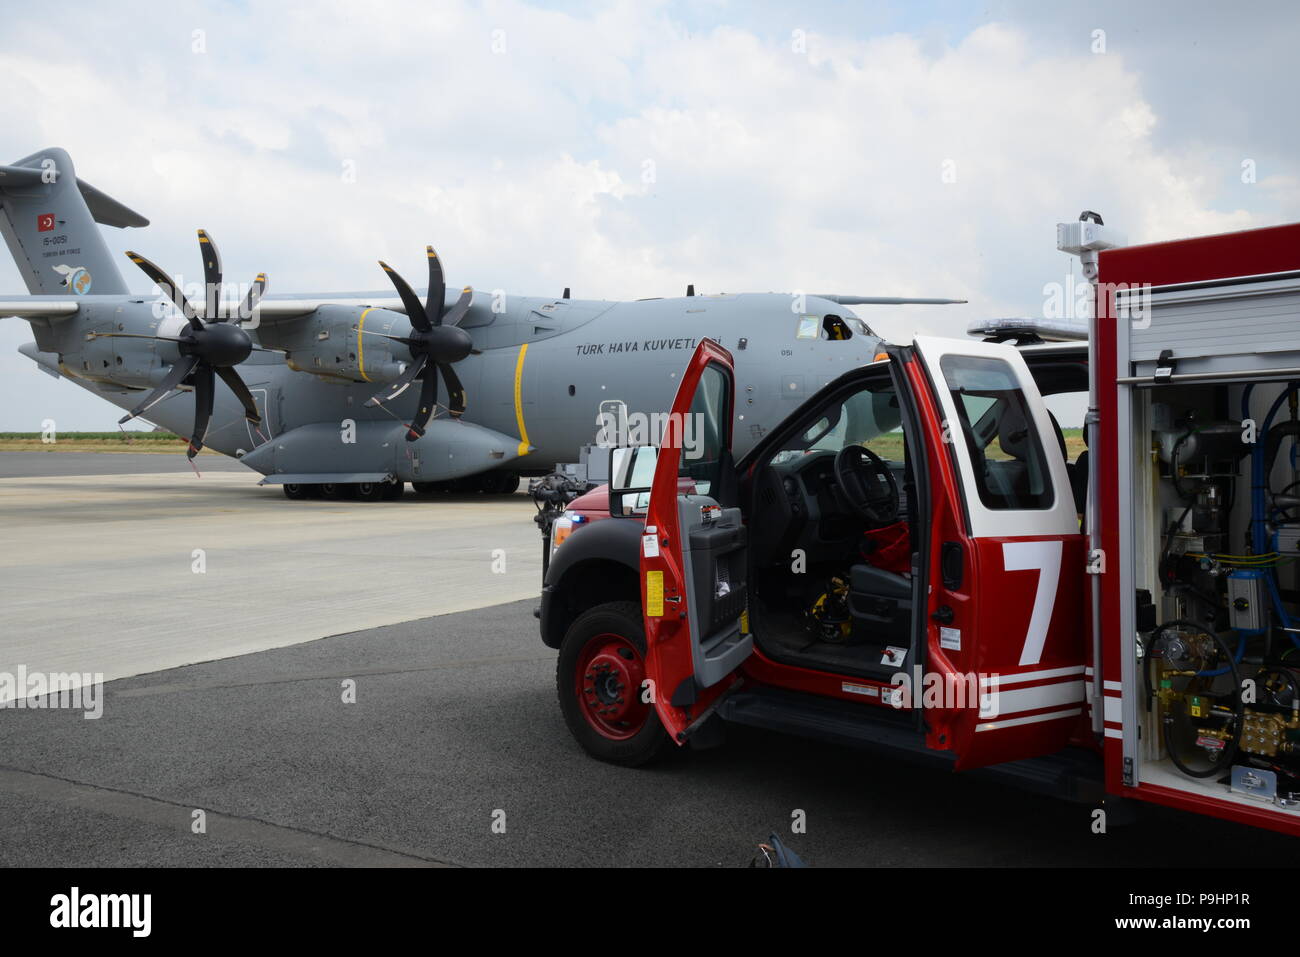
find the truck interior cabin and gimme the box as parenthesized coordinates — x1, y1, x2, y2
(742, 352, 1088, 680)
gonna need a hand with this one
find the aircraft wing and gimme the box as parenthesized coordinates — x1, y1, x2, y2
(0, 295, 410, 323)
(0, 298, 81, 319)
(254, 296, 407, 322)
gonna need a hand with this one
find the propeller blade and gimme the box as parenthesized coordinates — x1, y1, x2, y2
(438, 362, 466, 417)
(215, 366, 262, 424)
(378, 260, 430, 333)
(126, 250, 202, 331)
(442, 286, 474, 327)
(406, 365, 438, 441)
(425, 246, 446, 325)
(197, 229, 222, 320)
(368, 354, 427, 405)
(188, 365, 216, 459)
(118, 355, 200, 425)
(234, 272, 267, 325)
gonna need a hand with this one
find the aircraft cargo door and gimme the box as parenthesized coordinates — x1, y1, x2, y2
(911, 336, 1088, 770)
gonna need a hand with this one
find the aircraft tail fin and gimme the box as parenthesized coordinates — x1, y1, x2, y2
(0, 147, 148, 296)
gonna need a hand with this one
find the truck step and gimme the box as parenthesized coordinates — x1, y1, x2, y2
(719, 686, 1104, 803)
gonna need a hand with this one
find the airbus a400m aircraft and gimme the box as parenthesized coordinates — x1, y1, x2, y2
(0, 148, 964, 500)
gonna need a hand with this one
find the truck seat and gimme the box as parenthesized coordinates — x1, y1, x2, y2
(848, 563, 913, 647)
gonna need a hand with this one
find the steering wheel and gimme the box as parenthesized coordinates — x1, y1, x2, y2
(833, 445, 900, 526)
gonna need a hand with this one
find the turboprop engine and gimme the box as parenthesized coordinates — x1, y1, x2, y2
(57, 299, 181, 388)
(263, 304, 411, 385)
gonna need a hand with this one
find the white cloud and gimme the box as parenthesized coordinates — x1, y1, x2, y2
(0, 1, 1294, 428)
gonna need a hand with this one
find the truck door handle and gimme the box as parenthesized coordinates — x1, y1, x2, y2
(931, 605, 955, 625)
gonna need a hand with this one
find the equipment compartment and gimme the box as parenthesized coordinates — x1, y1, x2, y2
(1106, 233, 1300, 825)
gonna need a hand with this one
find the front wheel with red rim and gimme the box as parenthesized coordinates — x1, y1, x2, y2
(556, 601, 668, 767)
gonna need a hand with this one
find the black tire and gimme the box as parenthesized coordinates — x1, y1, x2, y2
(556, 601, 669, 767)
(382, 481, 404, 500)
(485, 471, 520, 494)
(353, 481, 386, 502)
(412, 480, 451, 495)
(282, 483, 310, 500)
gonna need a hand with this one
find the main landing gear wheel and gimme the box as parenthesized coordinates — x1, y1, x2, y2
(382, 481, 404, 500)
(412, 473, 519, 495)
(282, 483, 312, 500)
(556, 601, 668, 767)
(412, 480, 449, 495)
(481, 471, 520, 494)
(353, 481, 387, 502)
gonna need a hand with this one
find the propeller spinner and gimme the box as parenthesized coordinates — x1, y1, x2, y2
(114, 230, 267, 458)
(365, 247, 475, 440)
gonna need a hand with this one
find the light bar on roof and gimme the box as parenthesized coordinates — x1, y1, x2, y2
(967, 317, 1088, 342)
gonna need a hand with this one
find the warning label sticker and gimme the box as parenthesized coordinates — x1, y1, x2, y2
(646, 570, 664, 618)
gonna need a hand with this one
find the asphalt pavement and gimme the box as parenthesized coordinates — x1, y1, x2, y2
(0, 451, 247, 477)
(0, 598, 1290, 867)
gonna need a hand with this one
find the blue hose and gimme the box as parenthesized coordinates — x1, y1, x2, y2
(1245, 383, 1300, 639)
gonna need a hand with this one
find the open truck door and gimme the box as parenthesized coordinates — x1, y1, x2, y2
(908, 336, 1089, 770)
(640, 338, 753, 743)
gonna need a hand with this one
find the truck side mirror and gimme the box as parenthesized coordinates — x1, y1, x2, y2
(608, 445, 658, 518)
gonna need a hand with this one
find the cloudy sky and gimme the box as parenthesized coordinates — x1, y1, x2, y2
(1, 0, 1296, 429)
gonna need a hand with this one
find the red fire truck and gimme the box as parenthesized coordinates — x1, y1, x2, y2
(537, 213, 1300, 836)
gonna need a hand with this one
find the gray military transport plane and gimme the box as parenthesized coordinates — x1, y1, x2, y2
(0, 147, 964, 500)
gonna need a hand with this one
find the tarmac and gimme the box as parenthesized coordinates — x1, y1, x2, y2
(0, 597, 1290, 867)
(0, 451, 542, 699)
(0, 450, 1292, 867)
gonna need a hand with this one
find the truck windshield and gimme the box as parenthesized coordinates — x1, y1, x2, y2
(774, 384, 904, 461)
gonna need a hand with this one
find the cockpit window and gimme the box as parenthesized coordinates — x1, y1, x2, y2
(822, 315, 852, 340)
(794, 314, 874, 341)
(846, 316, 874, 337)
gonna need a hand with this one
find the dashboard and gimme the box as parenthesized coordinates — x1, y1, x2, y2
(751, 448, 908, 567)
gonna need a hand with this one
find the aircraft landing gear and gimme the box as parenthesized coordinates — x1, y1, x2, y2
(411, 472, 519, 496)
(284, 481, 402, 501)
(353, 481, 386, 502)
(320, 482, 353, 500)
(480, 471, 521, 495)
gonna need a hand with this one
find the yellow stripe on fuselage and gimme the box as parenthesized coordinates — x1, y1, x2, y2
(514, 343, 530, 457)
(356, 307, 374, 382)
